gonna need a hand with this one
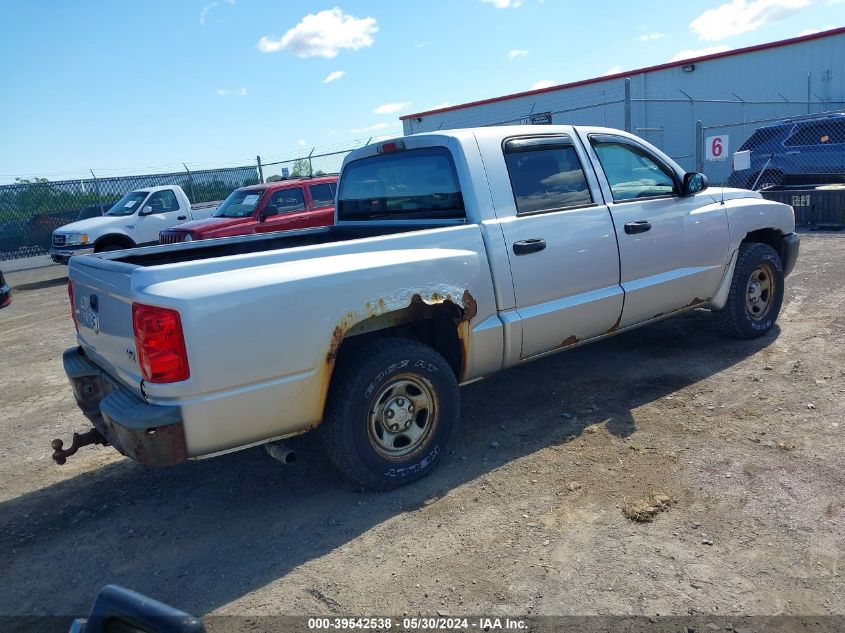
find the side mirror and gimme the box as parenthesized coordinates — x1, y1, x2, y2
(259, 205, 278, 221)
(139, 206, 154, 216)
(682, 172, 708, 196)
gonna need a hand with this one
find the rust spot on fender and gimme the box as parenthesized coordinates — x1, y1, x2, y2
(461, 289, 477, 322)
(558, 335, 579, 348)
(327, 325, 344, 362)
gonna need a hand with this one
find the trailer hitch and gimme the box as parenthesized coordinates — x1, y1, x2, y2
(51, 428, 108, 465)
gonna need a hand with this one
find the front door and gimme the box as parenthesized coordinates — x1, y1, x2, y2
(258, 187, 308, 233)
(578, 132, 729, 328)
(134, 189, 185, 244)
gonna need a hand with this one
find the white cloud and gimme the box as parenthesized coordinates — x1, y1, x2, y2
(531, 79, 556, 90)
(481, 0, 524, 6)
(257, 7, 378, 58)
(200, 0, 234, 26)
(797, 24, 834, 35)
(603, 66, 623, 76)
(690, 0, 815, 41)
(638, 32, 666, 41)
(417, 42, 426, 47)
(215, 87, 247, 96)
(669, 45, 730, 61)
(428, 102, 451, 110)
(373, 101, 411, 115)
(349, 121, 401, 134)
(508, 49, 529, 59)
(322, 70, 346, 83)
(298, 140, 307, 146)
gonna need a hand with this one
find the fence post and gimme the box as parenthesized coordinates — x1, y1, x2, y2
(90, 169, 104, 215)
(183, 163, 196, 202)
(256, 155, 264, 183)
(624, 78, 632, 132)
(308, 148, 315, 177)
(695, 120, 704, 173)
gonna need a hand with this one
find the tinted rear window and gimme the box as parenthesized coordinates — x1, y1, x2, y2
(337, 147, 464, 221)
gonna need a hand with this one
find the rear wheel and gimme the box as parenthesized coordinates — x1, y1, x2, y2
(714, 242, 784, 338)
(322, 338, 459, 489)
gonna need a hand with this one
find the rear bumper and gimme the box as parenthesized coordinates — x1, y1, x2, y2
(781, 232, 800, 277)
(50, 245, 94, 264)
(63, 347, 188, 466)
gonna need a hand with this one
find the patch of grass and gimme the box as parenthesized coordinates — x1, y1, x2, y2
(622, 493, 676, 522)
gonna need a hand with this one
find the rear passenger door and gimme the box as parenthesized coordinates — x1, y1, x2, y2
(495, 135, 623, 359)
(257, 187, 307, 233)
(579, 132, 729, 328)
(306, 182, 337, 227)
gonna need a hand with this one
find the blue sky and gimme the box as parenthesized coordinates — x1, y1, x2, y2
(0, 0, 842, 181)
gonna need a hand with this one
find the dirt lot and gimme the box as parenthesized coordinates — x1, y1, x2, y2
(1, 234, 843, 623)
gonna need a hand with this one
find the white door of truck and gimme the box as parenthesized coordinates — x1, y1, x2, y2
(134, 189, 187, 244)
(579, 132, 730, 329)
(483, 133, 623, 360)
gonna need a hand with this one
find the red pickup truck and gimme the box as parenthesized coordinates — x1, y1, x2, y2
(159, 176, 337, 244)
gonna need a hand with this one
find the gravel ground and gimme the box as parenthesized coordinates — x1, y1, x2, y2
(0, 233, 843, 622)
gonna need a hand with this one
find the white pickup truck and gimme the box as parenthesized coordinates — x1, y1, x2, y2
(50, 185, 219, 264)
(57, 125, 799, 489)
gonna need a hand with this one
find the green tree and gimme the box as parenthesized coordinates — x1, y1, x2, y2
(290, 159, 312, 178)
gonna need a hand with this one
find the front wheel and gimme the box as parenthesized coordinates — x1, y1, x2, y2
(322, 338, 460, 489)
(713, 242, 784, 338)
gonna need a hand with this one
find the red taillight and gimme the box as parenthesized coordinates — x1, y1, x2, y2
(132, 303, 190, 383)
(67, 280, 78, 332)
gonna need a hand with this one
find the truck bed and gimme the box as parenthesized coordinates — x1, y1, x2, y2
(113, 223, 452, 267)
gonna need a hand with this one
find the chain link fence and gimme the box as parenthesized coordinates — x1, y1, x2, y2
(0, 138, 376, 262)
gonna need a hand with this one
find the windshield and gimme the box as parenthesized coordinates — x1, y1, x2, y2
(213, 188, 266, 218)
(337, 147, 465, 221)
(106, 191, 148, 216)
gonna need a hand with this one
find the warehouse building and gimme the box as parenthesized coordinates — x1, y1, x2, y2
(400, 28, 845, 183)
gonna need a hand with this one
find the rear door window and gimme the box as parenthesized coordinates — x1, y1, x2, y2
(338, 147, 464, 221)
(504, 136, 593, 214)
(785, 121, 845, 146)
(309, 183, 336, 208)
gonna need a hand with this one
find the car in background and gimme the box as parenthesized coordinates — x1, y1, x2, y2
(0, 269, 12, 309)
(728, 113, 845, 189)
(50, 185, 219, 263)
(159, 176, 337, 244)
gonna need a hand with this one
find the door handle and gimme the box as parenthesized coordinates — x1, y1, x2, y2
(177, 215, 187, 220)
(512, 238, 546, 255)
(624, 220, 651, 235)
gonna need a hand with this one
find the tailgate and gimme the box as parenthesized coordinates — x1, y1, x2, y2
(69, 256, 143, 394)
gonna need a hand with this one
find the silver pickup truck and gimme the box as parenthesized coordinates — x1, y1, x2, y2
(58, 125, 799, 489)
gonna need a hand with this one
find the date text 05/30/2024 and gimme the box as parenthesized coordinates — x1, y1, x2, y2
(307, 617, 528, 630)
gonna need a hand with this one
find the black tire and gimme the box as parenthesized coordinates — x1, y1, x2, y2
(322, 337, 460, 490)
(714, 242, 784, 338)
(94, 243, 124, 253)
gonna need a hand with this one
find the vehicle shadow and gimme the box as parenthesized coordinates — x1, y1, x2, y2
(0, 309, 778, 619)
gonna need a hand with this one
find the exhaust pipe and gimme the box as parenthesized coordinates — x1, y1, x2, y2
(264, 442, 297, 465)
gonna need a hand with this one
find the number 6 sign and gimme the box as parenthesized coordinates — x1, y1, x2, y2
(705, 135, 729, 161)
